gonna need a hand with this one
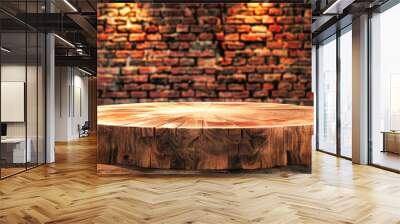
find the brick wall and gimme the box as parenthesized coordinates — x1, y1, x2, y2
(97, 3, 312, 105)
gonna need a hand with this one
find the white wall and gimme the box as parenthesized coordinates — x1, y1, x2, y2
(55, 67, 89, 141)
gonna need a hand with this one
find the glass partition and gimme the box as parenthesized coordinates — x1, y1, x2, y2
(0, 31, 28, 177)
(0, 0, 46, 179)
(339, 27, 352, 158)
(317, 35, 337, 154)
(371, 4, 400, 171)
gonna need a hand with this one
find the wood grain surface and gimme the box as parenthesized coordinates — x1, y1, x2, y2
(97, 102, 313, 171)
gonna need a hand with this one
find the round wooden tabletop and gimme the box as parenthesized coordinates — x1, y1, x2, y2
(98, 102, 314, 171)
(97, 102, 313, 129)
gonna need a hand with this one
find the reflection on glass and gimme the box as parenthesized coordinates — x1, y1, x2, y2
(371, 4, 400, 171)
(27, 31, 38, 169)
(0, 0, 46, 179)
(340, 28, 352, 158)
(318, 36, 337, 154)
(1, 31, 27, 177)
(38, 33, 46, 165)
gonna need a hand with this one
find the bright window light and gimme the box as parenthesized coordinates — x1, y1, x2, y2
(54, 34, 75, 48)
(63, 0, 78, 12)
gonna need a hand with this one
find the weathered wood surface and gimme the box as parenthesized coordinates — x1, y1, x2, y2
(97, 102, 313, 171)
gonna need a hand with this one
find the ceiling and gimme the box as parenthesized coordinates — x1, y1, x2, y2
(0, 0, 97, 74)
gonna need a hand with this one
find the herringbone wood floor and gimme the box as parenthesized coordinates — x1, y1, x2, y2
(1, 136, 400, 224)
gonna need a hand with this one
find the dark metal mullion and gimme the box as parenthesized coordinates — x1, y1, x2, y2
(0, 23, 2, 179)
(24, 0, 28, 171)
(36, 0, 39, 168)
(336, 25, 341, 157)
(315, 44, 320, 151)
(44, 34, 47, 165)
(73, 68, 75, 118)
(44, 0, 48, 165)
(367, 11, 373, 165)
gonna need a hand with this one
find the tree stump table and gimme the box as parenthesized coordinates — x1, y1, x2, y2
(97, 102, 313, 174)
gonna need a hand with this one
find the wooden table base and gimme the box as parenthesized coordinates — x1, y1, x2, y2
(97, 102, 313, 173)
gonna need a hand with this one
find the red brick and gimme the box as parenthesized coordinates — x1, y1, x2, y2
(287, 41, 302, 49)
(98, 67, 119, 75)
(130, 50, 144, 58)
(278, 82, 292, 90)
(159, 25, 174, 33)
(130, 91, 147, 98)
(252, 25, 267, 32)
(139, 67, 157, 74)
(228, 84, 244, 91)
(246, 83, 261, 91)
(198, 58, 216, 67)
(248, 74, 264, 83)
(272, 49, 288, 57)
(280, 57, 296, 65)
(112, 33, 128, 42)
(276, 16, 294, 24)
(248, 57, 265, 65)
(268, 8, 282, 15)
(222, 42, 245, 50)
(262, 16, 275, 24)
(225, 33, 239, 41)
(118, 24, 142, 33)
(181, 90, 195, 97)
(179, 58, 195, 66)
(145, 25, 158, 33)
(253, 90, 269, 97)
(262, 82, 274, 90)
(98, 33, 109, 41)
(105, 91, 129, 98)
(199, 33, 213, 41)
(98, 3, 311, 105)
(176, 24, 189, 33)
(241, 33, 266, 41)
(244, 17, 262, 24)
(129, 33, 146, 41)
(282, 73, 297, 81)
(233, 57, 247, 66)
(264, 74, 281, 81)
(224, 25, 236, 32)
(121, 67, 138, 75)
(136, 42, 152, 49)
(163, 58, 179, 66)
(151, 41, 167, 49)
(237, 25, 251, 33)
(146, 33, 162, 41)
(123, 83, 139, 91)
(288, 90, 305, 98)
(139, 84, 156, 90)
(254, 8, 267, 15)
(269, 25, 282, 33)
(266, 41, 285, 49)
(120, 75, 148, 83)
(149, 90, 179, 98)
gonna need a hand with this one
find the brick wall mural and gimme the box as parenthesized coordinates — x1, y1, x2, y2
(97, 3, 312, 105)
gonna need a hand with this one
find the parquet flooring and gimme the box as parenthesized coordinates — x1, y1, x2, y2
(1, 135, 400, 224)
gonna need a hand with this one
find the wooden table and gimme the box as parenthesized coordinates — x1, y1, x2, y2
(382, 131, 400, 154)
(97, 102, 313, 173)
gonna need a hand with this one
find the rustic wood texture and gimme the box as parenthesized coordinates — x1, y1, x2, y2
(2, 136, 400, 223)
(98, 102, 313, 171)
